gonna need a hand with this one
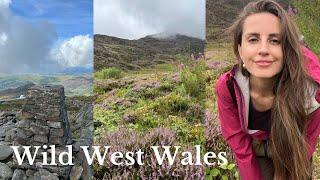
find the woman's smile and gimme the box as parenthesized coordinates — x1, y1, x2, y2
(253, 59, 275, 67)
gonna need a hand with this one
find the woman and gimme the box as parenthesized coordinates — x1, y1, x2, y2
(215, 0, 320, 180)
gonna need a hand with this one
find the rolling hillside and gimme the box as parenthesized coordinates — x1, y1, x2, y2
(0, 74, 92, 99)
(94, 33, 205, 71)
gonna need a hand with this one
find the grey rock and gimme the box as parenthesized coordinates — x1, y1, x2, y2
(34, 169, 59, 180)
(49, 136, 64, 145)
(47, 122, 62, 129)
(0, 145, 13, 160)
(0, 128, 5, 138)
(4, 128, 18, 142)
(49, 128, 64, 137)
(0, 162, 13, 179)
(0, 123, 15, 138)
(42, 166, 71, 179)
(19, 128, 34, 137)
(33, 135, 48, 143)
(30, 123, 49, 135)
(25, 169, 36, 177)
(69, 165, 83, 180)
(12, 169, 26, 180)
(16, 120, 31, 128)
(16, 129, 30, 139)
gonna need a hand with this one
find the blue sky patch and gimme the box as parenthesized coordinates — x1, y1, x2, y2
(10, 0, 93, 39)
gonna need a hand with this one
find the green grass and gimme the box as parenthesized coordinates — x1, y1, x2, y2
(0, 100, 25, 111)
(128, 63, 177, 75)
(94, 67, 123, 79)
(93, 57, 207, 144)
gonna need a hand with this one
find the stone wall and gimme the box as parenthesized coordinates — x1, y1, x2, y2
(0, 85, 93, 180)
(17, 85, 72, 146)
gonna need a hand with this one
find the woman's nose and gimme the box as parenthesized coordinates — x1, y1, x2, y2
(258, 41, 270, 56)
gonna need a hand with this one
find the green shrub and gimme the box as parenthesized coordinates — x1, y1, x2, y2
(94, 105, 123, 133)
(153, 92, 190, 115)
(115, 87, 131, 98)
(94, 67, 123, 79)
(176, 54, 192, 66)
(180, 69, 199, 96)
(167, 115, 205, 144)
(180, 61, 207, 99)
(205, 163, 239, 180)
(158, 81, 175, 92)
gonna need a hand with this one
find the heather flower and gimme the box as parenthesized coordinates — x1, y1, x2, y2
(95, 127, 205, 179)
(179, 63, 185, 69)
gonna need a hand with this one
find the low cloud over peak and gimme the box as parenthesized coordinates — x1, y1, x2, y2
(94, 0, 205, 40)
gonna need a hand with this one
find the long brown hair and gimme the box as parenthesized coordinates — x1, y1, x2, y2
(229, 1, 315, 179)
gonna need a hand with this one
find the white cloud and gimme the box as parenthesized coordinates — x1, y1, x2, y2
(0, 1, 58, 74)
(0, 0, 11, 8)
(0, 32, 7, 45)
(0, 1, 92, 74)
(94, 0, 205, 40)
(51, 35, 93, 67)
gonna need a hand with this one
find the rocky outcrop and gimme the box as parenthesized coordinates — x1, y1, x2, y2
(0, 85, 93, 180)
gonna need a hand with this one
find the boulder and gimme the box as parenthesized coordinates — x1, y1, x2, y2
(0, 145, 13, 160)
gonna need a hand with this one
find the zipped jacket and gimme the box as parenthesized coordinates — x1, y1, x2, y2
(215, 46, 320, 180)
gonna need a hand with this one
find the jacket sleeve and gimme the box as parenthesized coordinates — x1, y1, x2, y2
(302, 46, 320, 159)
(306, 91, 320, 159)
(215, 74, 262, 180)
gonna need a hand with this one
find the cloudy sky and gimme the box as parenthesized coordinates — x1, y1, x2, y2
(0, 0, 93, 74)
(94, 0, 205, 40)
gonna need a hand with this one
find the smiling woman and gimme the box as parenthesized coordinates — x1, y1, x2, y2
(215, 0, 320, 180)
(238, 12, 283, 79)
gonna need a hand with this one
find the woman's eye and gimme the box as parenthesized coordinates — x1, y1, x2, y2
(270, 39, 280, 45)
(248, 38, 258, 43)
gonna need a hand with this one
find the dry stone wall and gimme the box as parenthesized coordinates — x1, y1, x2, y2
(0, 85, 93, 180)
(18, 85, 72, 146)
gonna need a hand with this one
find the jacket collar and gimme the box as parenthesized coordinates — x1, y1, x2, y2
(233, 66, 258, 134)
(231, 65, 320, 133)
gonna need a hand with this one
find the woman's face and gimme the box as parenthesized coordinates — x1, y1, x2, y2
(238, 12, 283, 79)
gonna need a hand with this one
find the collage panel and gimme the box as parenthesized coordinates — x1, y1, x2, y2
(92, 0, 216, 179)
(207, 0, 320, 180)
(0, 0, 318, 179)
(0, 1, 94, 179)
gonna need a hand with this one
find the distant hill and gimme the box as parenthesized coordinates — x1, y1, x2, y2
(0, 74, 92, 98)
(94, 33, 205, 71)
(206, 0, 290, 42)
(60, 66, 93, 74)
(0, 82, 35, 100)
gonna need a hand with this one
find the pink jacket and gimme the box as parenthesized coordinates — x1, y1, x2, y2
(215, 46, 320, 180)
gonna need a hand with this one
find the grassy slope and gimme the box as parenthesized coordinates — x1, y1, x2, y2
(93, 57, 211, 178)
(94, 62, 205, 144)
(94, 34, 204, 71)
(93, 43, 242, 178)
